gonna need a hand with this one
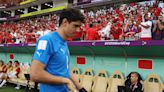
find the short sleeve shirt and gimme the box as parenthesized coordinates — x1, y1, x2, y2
(32, 32, 70, 92)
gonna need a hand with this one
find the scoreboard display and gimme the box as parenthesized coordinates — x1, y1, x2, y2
(76, 0, 91, 5)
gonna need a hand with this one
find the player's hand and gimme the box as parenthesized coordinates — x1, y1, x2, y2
(66, 79, 78, 92)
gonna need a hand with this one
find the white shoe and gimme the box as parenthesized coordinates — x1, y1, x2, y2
(0, 80, 6, 87)
(15, 86, 20, 90)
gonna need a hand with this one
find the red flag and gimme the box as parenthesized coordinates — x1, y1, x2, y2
(10, 54, 14, 59)
(115, 8, 120, 14)
(119, 14, 124, 21)
(130, 2, 135, 7)
(138, 59, 153, 69)
(76, 56, 86, 65)
(154, 8, 161, 17)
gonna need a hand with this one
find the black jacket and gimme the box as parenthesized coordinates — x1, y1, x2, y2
(125, 79, 143, 92)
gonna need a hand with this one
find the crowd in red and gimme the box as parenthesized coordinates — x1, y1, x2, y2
(81, 1, 164, 41)
(0, 1, 164, 44)
(0, 0, 24, 7)
(0, 15, 56, 44)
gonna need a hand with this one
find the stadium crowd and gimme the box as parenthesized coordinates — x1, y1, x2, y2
(0, 0, 24, 7)
(0, 1, 164, 44)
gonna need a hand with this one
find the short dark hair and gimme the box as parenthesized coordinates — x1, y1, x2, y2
(9, 61, 12, 64)
(97, 20, 101, 24)
(59, 8, 85, 26)
(127, 72, 142, 82)
(89, 23, 93, 28)
(131, 72, 139, 77)
(14, 60, 19, 64)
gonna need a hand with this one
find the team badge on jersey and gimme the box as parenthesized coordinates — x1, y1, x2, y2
(37, 40, 48, 50)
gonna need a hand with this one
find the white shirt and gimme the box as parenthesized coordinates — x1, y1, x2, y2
(140, 21, 152, 38)
(99, 22, 112, 38)
(36, 30, 44, 36)
(158, 2, 164, 8)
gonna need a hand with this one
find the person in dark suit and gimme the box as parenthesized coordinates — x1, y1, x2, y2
(125, 72, 143, 92)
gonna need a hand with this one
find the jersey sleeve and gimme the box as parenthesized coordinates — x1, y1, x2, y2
(32, 36, 52, 66)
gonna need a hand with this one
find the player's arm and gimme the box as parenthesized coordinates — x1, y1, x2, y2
(30, 60, 77, 91)
(30, 60, 70, 84)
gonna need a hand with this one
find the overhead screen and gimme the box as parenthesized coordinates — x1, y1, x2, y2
(20, 0, 37, 5)
(20, 4, 67, 18)
(76, 0, 91, 5)
(75, 0, 104, 5)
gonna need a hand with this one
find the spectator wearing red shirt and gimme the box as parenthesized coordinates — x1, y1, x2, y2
(111, 23, 123, 40)
(96, 20, 102, 32)
(0, 33, 2, 44)
(81, 23, 89, 40)
(25, 30, 37, 43)
(95, 21, 102, 40)
(154, 7, 161, 17)
(5, 31, 12, 44)
(13, 61, 20, 78)
(86, 23, 98, 40)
